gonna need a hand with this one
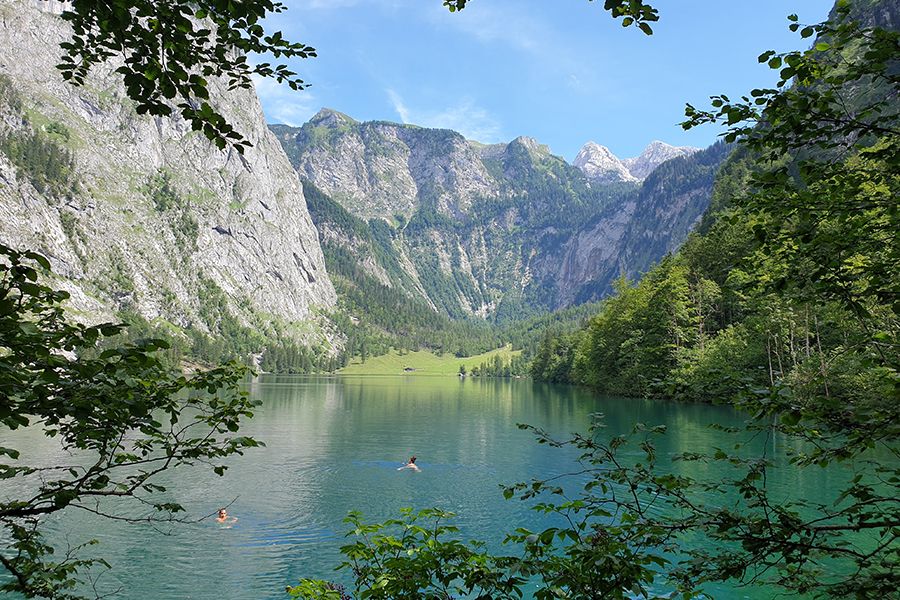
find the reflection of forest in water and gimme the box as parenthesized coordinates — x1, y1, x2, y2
(3, 376, 862, 600)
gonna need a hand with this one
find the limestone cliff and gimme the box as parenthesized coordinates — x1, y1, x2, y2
(0, 0, 335, 339)
(554, 142, 730, 306)
(574, 140, 700, 184)
(621, 141, 701, 180)
(273, 112, 726, 318)
(573, 142, 637, 184)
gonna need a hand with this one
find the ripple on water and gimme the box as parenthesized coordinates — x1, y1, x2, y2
(4, 376, 858, 600)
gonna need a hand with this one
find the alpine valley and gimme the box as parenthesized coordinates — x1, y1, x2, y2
(271, 112, 727, 342)
(0, 0, 727, 367)
(3, 0, 899, 598)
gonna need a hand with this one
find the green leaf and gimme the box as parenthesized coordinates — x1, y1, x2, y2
(0, 446, 20, 459)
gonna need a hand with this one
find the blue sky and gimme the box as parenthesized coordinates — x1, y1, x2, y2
(256, 1, 832, 160)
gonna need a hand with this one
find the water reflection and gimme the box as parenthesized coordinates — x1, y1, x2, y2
(1, 376, 862, 599)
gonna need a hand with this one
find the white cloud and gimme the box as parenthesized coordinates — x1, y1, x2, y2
(386, 89, 502, 143)
(386, 89, 412, 123)
(252, 75, 318, 126)
(285, 0, 407, 11)
(426, 1, 610, 93)
(432, 2, 543, 54)
(295, 0, 364, 9)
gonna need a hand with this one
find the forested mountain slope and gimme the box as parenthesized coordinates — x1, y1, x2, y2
(533, 0, 899, 405)
(273, 114, 727, 321)
(529, 2, 899, 593)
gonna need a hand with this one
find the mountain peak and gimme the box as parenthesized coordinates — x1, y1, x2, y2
(510, 136, 549, 154)
(578, 141, 616, 158)
(622, 142, 701, 180)
(573, 139, 703, 184)
(309, 108, 356, 127)
(645, 140, 675, 151)
(573, 141, 636, 184)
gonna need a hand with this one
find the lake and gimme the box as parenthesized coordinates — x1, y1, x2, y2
(2, 376, 854, 599)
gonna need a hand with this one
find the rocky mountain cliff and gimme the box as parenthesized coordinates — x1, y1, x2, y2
(573, 142, 638, 184)
(0, 0, 726, 349)
(0, 0, 335, 345)
(555, 141, 730, 305)
(273, 111, 726, 319)
(275, 112, 631, 319)
(574, 140, 699, 184)
(622, 141, 701, 180)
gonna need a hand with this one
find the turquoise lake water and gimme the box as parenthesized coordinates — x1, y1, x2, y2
(2, 376, 862, 599)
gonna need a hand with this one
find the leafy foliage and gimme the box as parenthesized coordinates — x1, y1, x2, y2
(0, 244, 260, 598)
(56, 0, 660, 154)
(57, 0, 316, 153)
(529, 329, 583, 383)
(444, 0, 660, 35)
(530, 5, 900, 596)
(509, 418, 899, 598)
(682, 4, 899, 159)
(468, 352, 529, 377)
(259, 339, 320, 373)
(289, 508, 526, 600)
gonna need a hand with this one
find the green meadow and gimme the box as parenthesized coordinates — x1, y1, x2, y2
(338, 345, 521, 376)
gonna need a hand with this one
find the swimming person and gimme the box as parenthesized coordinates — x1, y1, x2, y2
(397, 456, 421, 471)
(216, 508, 238, 524)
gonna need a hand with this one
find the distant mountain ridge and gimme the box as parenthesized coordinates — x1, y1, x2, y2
(271, 110, 726, 321)
(0, 0, 730, 370)
(574, 140, 700, 184)
(573, 142, 637, 183)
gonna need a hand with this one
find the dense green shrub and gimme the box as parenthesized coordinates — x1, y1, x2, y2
(0, 128, 78, 198)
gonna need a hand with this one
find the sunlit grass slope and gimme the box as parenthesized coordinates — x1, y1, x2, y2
(339, 345, 521, 376)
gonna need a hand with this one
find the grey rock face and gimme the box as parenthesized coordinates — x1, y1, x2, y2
(554, 141, 731, 306)
(552, 196, 638, 306)
(277, 114, 616, 318)
(574, 140, 700, 183)
(0, 0, 335, 335)
(622, 141, 700, 180)
(573, 142, 637, 184)
(274, 111, 727, 318)
(273, 117, 500, 222)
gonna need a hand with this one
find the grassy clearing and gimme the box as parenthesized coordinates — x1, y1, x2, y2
(339, 344, 521, 376)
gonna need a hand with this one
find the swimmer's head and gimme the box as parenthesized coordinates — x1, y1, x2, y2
(218, 508, 227, 518)
(409, 456, 416, 463)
